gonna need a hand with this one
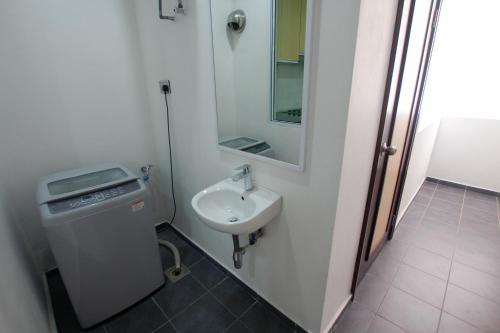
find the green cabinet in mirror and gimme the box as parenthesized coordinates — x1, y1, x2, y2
(276, 0, 307, 62)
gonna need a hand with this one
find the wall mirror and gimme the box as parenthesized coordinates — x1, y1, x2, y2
(210, 0, 312, 169)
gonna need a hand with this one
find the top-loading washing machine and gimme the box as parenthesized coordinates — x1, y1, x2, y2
(37, 164, 164, 328)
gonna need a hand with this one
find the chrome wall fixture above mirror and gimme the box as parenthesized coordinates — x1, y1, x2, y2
(210, 0, 312, 170)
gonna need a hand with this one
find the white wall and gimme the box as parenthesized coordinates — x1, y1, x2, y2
(0, 0, 159, 270)
(133, 0, 362, 331)
(320, 0, 399, 330)
(399, 0, 500, 215)
(211, 0, 302, 164)
(0, 144, 50, 331)
(398, 123, 440, 221)
(422, 0, 500, 121)
(394, 0, 440, 221)
(0, 192, 51, 333)
(428, 117, 500, 192)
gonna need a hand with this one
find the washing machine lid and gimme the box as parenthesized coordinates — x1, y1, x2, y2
(37, 164, 138, 204)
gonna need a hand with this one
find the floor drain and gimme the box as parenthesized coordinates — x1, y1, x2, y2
(228, 217, 239, 222)
(165, 264, 190, 283)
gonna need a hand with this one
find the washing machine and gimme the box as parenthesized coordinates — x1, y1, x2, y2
(37, 164, 164, 328)
(219, 136, 275, 158)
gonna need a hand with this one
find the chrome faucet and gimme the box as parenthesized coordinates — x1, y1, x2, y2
(232, 164, 254, 191)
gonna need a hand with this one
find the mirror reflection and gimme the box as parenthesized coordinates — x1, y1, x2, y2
(211, 0, 309, 167)
(273, 0, 307, 124)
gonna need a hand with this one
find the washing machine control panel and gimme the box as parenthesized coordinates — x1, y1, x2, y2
(48, 181, 141, 214)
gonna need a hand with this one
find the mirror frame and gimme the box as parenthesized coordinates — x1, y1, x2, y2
(211, 0, 314, 171)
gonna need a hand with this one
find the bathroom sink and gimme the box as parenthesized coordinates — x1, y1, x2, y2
(191, 179, 282, 234)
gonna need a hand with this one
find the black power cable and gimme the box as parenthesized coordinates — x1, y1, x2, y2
(162, 85, 177, 225)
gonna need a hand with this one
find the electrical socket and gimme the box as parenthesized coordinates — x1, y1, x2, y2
(159, 80, 171, 94)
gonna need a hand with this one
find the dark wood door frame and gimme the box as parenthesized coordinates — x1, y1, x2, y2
(388, 0, 443, 239)
(351, 0, 417, 291)
(351, 0, 443, 293)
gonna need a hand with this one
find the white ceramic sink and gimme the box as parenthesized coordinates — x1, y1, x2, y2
(191, 178, 282, 234)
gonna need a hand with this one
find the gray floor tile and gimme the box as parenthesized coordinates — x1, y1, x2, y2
(464, 194, 498, 212)
(421, 181, 437, 191)
(49, 227, 303, 333)
(332, 302, 375, 333)
(354, 273, 390, 312)
(171, 293, 236, 333)
(400, 203, 426, 227)
(240, 302, 295, 333)
(393, 224, 419, 243)
(368, 316, 406, 333)
(408, 201, 429, 212)
(422, 206, 460, 226)
(418, 186, 435, 198)
(449, 262, 500, 305)
(153, 322, 177, 333)
(436, 184, 465, 196)
(392, 264, 447, 308)
(224, 320, 252, 333)
(461, 206, 498, 224)
(335, 183, 500, 333)
(443, 285, 500, 333)
(420, 219, 458, 236)
(403, 246, 451, 280)
(413, 193, 432, 205)
(211, 277, 256, 317)
(368, 255, 400, 283)
(179, 244, 204, 267)
(153, 275, 207, 318)
(190, 258, 226, 289)
(295, 324, 308, 333)
(378, 239, 410, 262)
(105, 298, 167, 333)
(158, 229, 189, 248)
(459, 219, 500, 238)
(457, 229, 500, 255)
(438, 312, 483, 333)
(378, 288, 441, 333)
(433, 189, 464, 204)
(400, 211, 424, 228)
(454, 243, 500, 278)
(429, 197, 462, 212)
(465, 190, 498, 203)
(159, 242, 204, 270)
(411, 229, 455, 259)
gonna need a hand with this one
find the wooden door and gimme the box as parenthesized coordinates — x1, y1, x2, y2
(369, 0, 437, 256)
(352, 0, 442, 289)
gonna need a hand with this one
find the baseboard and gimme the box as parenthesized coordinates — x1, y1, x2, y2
(426, 177, 500, 197)
(323, 295, 352, 333)
(42, 273, 58, 333)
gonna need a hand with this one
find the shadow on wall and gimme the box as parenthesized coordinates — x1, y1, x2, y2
(0, 191, 50, 332)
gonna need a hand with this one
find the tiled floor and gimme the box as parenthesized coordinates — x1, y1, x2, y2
(333, 181, 500, 333)
(48, 227, 305, 333)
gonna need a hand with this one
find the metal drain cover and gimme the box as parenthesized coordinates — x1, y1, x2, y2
(228, 217, 239, 222)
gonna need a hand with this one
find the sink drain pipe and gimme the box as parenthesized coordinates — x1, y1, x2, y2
(232, 235, 245, 269)
(232, 229, 264, 269)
